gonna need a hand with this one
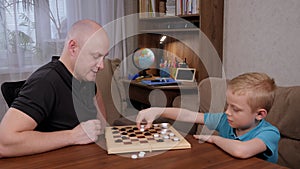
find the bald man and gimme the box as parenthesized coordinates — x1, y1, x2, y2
(0, 20, 109, 158)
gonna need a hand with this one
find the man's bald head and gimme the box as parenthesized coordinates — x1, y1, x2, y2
(66, 19, 104, 48)
(60, 19, 109, 81)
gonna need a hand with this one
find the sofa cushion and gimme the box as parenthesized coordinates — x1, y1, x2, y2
(266, 86, 300, 168)
(277, 137, 300, 168)
(199, 77, 228, 113)
(266, 86, 300, 140)
(172, 94, 199, 111)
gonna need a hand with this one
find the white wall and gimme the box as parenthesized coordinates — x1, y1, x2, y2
(223, 0, 300, 86)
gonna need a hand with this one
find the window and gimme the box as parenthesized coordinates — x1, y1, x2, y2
(0, 0, 67, 72)
(48, 0, 67, 39)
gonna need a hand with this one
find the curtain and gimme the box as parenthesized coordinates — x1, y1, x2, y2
(0, 0, 126, 119)
(66, 0, 126, 60)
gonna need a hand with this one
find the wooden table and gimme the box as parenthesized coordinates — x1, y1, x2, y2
(123, 80, 198, 109)
(0, 135, 286, 169)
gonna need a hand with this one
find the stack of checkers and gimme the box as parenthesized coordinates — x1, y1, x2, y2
(105, 123, 191, 154)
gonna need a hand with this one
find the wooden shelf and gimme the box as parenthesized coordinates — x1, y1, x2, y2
(140, 28, 199, 33)
(137, 0, 224, 83)
(139, 14, 199, 20)
(176, 14, 200, 18)
(139, 14, 200, 32)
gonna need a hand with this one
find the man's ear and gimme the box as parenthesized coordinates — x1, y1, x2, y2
(68, 40, 77, 56)
(256, 108, 267, 121)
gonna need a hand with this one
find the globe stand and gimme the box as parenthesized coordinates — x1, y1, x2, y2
(139, 68, 152, 78)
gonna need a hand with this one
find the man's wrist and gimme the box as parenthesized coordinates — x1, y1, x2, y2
(67, 129, 77, 145)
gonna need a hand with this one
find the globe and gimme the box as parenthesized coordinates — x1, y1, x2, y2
(133, 48, 155, 70)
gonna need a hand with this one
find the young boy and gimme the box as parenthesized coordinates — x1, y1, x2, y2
(136, 72, 280, 163)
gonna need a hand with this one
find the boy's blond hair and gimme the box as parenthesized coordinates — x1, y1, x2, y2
(228, 72, 276, 112)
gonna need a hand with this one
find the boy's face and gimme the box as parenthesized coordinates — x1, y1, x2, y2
(225, 89, 258, 131)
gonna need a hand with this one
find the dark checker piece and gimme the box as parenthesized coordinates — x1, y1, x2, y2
(129, 134, 136, 137)
(144, 132, 152, 136)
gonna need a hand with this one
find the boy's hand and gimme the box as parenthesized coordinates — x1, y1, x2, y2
(136, 107, 164, 129)
(193, 134, 216, 143)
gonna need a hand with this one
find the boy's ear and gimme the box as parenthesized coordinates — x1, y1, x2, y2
(256, 109, 267, 121)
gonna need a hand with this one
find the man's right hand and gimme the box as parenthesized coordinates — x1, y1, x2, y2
(71, 119, 102, 145)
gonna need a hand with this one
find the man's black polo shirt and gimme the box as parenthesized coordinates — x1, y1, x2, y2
(12, 57, 97, 132)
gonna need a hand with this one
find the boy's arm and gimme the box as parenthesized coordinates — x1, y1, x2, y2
(194, 135, 267, 159)
(0, 108, 101, 158)
(136, 107, 204, 129)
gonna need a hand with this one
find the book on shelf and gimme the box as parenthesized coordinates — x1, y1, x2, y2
(159, 0, 166, 14)
(139, 0, 157, 18)
(166, 0, 176, 16)
(176, 0, 199, 16)
(139, 0, 199, 18)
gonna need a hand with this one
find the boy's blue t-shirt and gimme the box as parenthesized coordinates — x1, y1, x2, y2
(204, 113, 280, 163)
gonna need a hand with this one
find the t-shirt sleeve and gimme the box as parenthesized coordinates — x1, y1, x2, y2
(255, 127, 280, 159)
(11, 78, 55, 124)
(204, 113, 227, 131)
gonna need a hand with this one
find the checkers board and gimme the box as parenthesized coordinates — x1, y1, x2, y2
(105, 123, 191, 154)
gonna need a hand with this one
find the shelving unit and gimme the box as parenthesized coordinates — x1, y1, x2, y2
(139, 14, 200, 33)
(137, 0, 224, 82)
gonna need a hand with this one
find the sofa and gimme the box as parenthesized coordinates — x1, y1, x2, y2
(173, 77, 299, 169)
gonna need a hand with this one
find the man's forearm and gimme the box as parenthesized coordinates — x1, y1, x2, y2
(0, 129, 74, 158)
(0, 119, 101, 158)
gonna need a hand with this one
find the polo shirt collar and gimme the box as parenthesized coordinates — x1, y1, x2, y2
(230, 120, 265, 140)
